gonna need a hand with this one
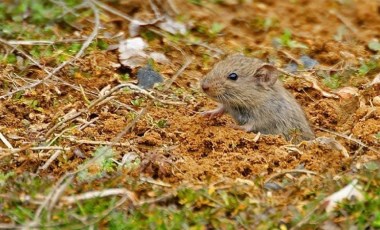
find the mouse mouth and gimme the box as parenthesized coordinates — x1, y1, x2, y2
(204, 90, 224, 102)
(217, 91, 251, 108)
(213, 92, 232, 104)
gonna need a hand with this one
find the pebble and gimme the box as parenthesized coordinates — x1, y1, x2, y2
(137, 65, 163, 89)
(373, 96, 380, 106)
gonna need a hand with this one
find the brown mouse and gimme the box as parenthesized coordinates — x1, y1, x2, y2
(200, 54, 315, 143)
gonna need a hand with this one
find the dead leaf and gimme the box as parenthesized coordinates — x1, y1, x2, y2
(334, 86, 359, 99)
(118, 37, 170, 69)
(149, 52, 170, 64)
(373, 96, 380, 106)
(157, 15, 186, 35)
(323, 179, 364, 213)
(129, 18, 164, 37)
(315, 137, 349, 158)
(367, 72, 380, 87)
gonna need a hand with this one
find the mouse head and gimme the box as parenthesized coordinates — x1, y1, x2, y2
(201, 54, 279, 106)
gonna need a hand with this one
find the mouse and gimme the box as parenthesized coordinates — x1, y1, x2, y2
(200, 54, 315, 143)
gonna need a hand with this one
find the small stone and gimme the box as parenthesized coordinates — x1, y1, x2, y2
(300, 55, 319, 69)
(137, 65, 163, 89)
(373, 96, 380, 106)
(334, 86, 359, 99)
(264, 182, 283, 191)
(285, 61, 298, 73)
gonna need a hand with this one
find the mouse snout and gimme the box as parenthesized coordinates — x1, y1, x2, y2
(201, 83, 210, 92)
(201, 79, 211, 92)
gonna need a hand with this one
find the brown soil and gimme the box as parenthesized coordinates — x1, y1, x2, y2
(1, 0, 379, 185)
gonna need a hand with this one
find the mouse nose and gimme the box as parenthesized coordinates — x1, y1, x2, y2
(201, 83, 209, 92)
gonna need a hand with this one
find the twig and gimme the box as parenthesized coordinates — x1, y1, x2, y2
(91, 0, 134, 22)
(126, 84, 186, 105)
(79, 84, 91, 104)
(0, 132, 13, 149)
(7, 40, 54, 45)
(77, 117, 99, 131)
(149, 0, 161, 18)
(163, 56, 193, 91)
(265, 169, 321, 183)
(0, 224, 19, 229)
(63, 136, 131, 147)
(39, 127, 74, 157)
(290, 204, 320, 230)
(89, 83, 186, 108)
(166, 0, 179, 14)
(281, 145, 304, 155)
(279, 50, 302, 65)
(314, 137, 350, 158)
(277, 68, 339, 98)
(92, 0, 163, 25)
(136, 192, 175, 206)
(7, 38, 88, 45)
(47, 176, 74, 213)
(88, 84, 127, 108)
(140, 177, 172, 187)
(38, 150, 62, 171)
(30, 175, 73, 228)
(188, 41, 225, 56)
(45, 111, 82, 138)
(108, 108, 146, 147)
(61, 188, 137, 204)
(144, 27, 184, 54)
(0, 146, 70, 153)
(329, 10, 359, 36)
(317, 127, 380, 154)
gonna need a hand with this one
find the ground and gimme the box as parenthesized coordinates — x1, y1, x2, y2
(0, 0, 379, 229)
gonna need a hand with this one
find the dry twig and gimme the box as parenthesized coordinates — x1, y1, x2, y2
(0, 146, 70, 154)
(140, 177, 172, 187)
(38, 150, 63, 171)
(45, 111, 82, 138)
(279, 50, 302, 65)
(166, 0, 179, 14)
(329, 10, 359, 36)
(62, 188, 137, 204)
(7, 38, 88, 45)
(163, 56, 193, 91)
(63, 136, 132, 147)
(0, 132, 13, 149)
(317, 127, 380, 154)
(265, 169, 322, 183)
(277, 68, 339, 98)
(89, 83, 186, 108)
(92, 0, 163, 24)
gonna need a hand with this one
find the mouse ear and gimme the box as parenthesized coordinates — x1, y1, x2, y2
(253, 64, 278, 88)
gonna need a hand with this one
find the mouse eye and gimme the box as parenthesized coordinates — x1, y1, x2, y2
(227, 73, 238, 80)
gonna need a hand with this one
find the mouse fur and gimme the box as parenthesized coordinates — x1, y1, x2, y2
(201, 54, 315, 143)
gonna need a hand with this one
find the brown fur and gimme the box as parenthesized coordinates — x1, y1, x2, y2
(201, 54, 315, 143)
